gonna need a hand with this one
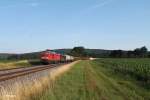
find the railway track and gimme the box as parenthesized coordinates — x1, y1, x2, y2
(0, 63, 65, 82)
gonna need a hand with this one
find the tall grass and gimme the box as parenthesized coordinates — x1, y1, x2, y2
(0, 59, 41, 69)
(33, 60, 150, 100)
(0, 61, 77, 100)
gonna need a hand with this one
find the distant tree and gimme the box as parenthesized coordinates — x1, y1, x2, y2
(134, 48, 141, 57)
(110, 50, 123, 58)
(127, 51, 135, 58)
(70, 46, 87, 57)
(7, 54, 20, 60)
(134, 46, 148, 57)
(148, 52, 150, 58)
(141, 46, 148, 53)
(140, 46, 148, 57)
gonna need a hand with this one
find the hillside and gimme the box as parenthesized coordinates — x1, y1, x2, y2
(0, 49, 111, 60)
(54, 49, 111, 58)
(0, 53, 15, 60)
(1, 48, 149, 60)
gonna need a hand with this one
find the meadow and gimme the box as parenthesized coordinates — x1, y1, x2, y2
(32, 59, 150, 100)
(0, 59, 41, 69)
(0, 59, 149, 100)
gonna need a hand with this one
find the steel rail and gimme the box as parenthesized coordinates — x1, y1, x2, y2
(0, 63, 65, 82)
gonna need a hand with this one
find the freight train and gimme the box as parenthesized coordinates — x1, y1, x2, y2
(40, 49, 74, 64)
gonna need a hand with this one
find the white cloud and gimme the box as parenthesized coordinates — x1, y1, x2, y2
(78, 0, 113, 15)
(90, 0, 113, 10)
(28, 2, 39, 7)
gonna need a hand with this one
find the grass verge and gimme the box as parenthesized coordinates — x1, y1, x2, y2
(0, 59, 41, 69)
(34, 60, 150, 100)
(0, 61, 77, 100)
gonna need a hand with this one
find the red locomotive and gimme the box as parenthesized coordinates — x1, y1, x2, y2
(40, 49, 74, 64)
(40, 50, 61, 64)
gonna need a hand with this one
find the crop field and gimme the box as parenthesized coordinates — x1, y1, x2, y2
(32, 59, 150, 100)
(97, 58, 150, 87)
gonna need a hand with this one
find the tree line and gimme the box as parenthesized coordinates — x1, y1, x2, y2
(0, 46, 149, 60)
(70, 46, 150, 58)
(110, 46, 149, 58)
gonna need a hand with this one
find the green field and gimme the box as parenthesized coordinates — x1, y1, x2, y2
(0, 59, 41, 69)
(31, 59, 150, 100)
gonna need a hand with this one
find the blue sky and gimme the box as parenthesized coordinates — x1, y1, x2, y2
(0, 0, 150, 53)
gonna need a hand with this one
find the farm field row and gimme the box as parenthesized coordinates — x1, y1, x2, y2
(96, 58, 150, 88)
(32, 59, 150, 100)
